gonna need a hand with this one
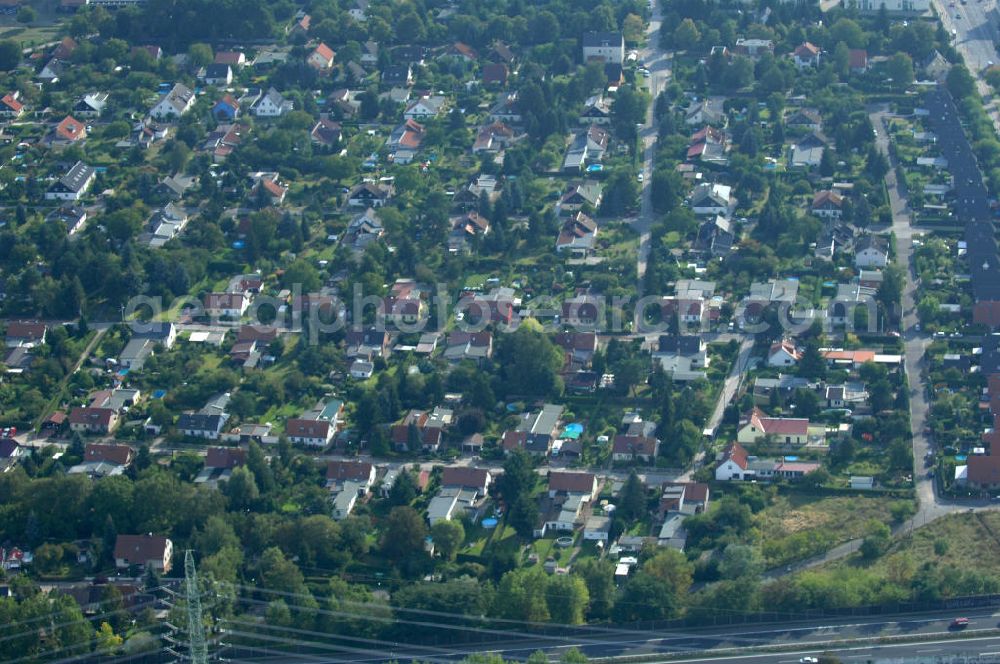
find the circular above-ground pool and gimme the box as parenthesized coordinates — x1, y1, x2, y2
(481, 518, 498, 529)
(556, 537, 573, 548)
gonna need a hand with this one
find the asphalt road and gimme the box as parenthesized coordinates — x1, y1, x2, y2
(634, 1, 669, 299)
(223, 609, 1000, 663)
(936, 0, 1000, 131)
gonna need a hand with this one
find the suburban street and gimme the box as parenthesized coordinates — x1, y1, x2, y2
(935, 0, 1000, 133)
(635, 0, 668, 297)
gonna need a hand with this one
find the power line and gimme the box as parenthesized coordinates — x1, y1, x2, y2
(185, 550, 209, 664)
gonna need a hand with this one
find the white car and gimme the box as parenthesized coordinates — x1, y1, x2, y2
(637, 172, 645, 182)
(800, 658, 819, 664)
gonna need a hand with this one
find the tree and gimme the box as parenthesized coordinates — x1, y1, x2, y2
(380, 506, 428, 564)
(947, 64, 976, 100)
(187, 43, 214, 67)
(673, 19, 701, 50)
(718, 544, 763, 580)
(572, 558, 616, 620)
(797, 339, 827, 380)
(258, 547, 306, 594)
(508, 494, 540, 538)
(617, 472, 646, 522)
(95, 622, 123, 653)
(223, 465, 259, 511)
(498, 449, 536, 505)
(15, 6, 35, 23)
(885, 53, 914, 90)
(546, 574, 590, 625)
(430, 520, 465, 561)
(496, 325, 564, 397)
(0, 41, 20, 70)
(495, 567, 550, 621)
(389, 469, 418, 506)
(860, 521, 891, 559)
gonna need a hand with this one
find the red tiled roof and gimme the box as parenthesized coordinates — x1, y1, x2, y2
(84, 443, 134, 466)
(721, 442, 749, 470)
(968, 454, 1000, 486)
(612, 434, 657, 456)
(0, 94, 22, 113)
(69, 407, 115, 428)
(205, 446, 246, 469)
(549, 471, 596, 494)
(312, 43, 335, 63)
(6, 320, 46, 340)
(55, 115, 85, 142)
(286, 418, 332, 439)
(114, 534, 169, 563)
(441, 466, 491, 489)
(326, 460, 374, 482)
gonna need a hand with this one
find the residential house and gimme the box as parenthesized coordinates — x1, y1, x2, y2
(489, 92, 521, 123)
(390, 408, 451, 452)
(963, 454, 1000, 489)
(855, 235, 890, 268)
(387, 119, 425, 164)
(812, 190, 844, 219)
(204, 292, 250, 318)
(214, 51, 247, 67)
(345, 207, 384, 249)
(849, 49, 869, 73)
(716, 442, 751, 481)
(582, 32, 625, 64)
(348, 182, 393, 207)
(784, 108, 822, 132)
(563, 125, 608, 172)
(790, 132, 827, 168)
(482, 62, 509, 87)
(37, 58, 64, 84)
(684, 99, 726, 126)
(68, 407, 119, 435)
(556, 211, 598, 255)
(792, 42, 821, 68)
(687, 125, 729, 164)
(768, 339, 801, 367)
(737, 407, 810, 445)
(472, 121, 517, 153)
(652, 335, 710, 381)
(253, 88, 293, 117)
(150, 83, 195, 119)
(449, 211, 490, 251)
(251, 173, 287, 206)
(732, 38, 774, 58)
(72, 92, 108, 118)
(211, 95, 241, 122)
(145, 202, 189, 248)
(194, 446, 247, 486)
(688, 182, 733, 216)
(286, 399, 344, 446)
(5, 321, 46, 347)
(562, 293, 602, 329)
(307, 43, 335, 71)
(0, 92, 22, 119)
(43, 162, 95, 205)
(554, 332, 599, 367)
(581, 95, 613, 125)
(114, 535, 172, 573)
(536, 471, 599, 536)
(612, 434, 660, 463)
(443, 331, 493, 363)
(560, 181, 603, 211)
(381, 64, 413, 87)
(325, 460, 376, 492)
(203, 64, 233, 86)
(202, 123, 248, 163)
(441, 466, 493, 496)
(403, 95, 447, 120)
(694, 215, 735, 257)
(310, 118, 342, 148)
(48, 115, 87, 146)
(502, 403, 563, 456)
(344, 327, 390, 359)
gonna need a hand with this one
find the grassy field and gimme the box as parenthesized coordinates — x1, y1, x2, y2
(758, 494, 905, 567)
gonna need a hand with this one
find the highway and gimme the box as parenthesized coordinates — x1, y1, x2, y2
(221, 608, 1000, 662)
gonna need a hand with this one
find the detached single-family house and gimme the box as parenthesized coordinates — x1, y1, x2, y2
(560, 181, 603, 211)
(790, 133, 827, 168)
(685, 99, 726, 126)
(556, 211, 598, 255)
(212, 95, 241, 122)
(348, 182, 393, 207)
(737, 407, 809, 445)
(75, 93, 109, 119)
(48, 115, 87, 146)
(326, 460, 377, 492)
(69, 407, 119, 435)
(812, 190, 844, 219)
(307, 43, 335, 71)
(403, 95, 447, 120)
(0, 92, 23, 119)
(855, 235, 890, 268)
(689, 182, 733, 216)
(767, 339, 801, 367)
(612, 434, 659, 463)
(582, 32, 624, 64)
(716, 442, 751, 481)
(203, 64, 233, 86)
(150, 83, 195, 119)
(45, 162, 96, 202)
(310, 118, 342, 148)
(792, 42, 821, 68)
(5, 321, 46, 348)
(204, 292, 251, 318)
(784, 108, 822, 132)
(114, 534, 172, 573)
(253, 87, 293, 117)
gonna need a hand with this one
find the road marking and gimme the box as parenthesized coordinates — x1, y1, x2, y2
(918, 648, 943, 652)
